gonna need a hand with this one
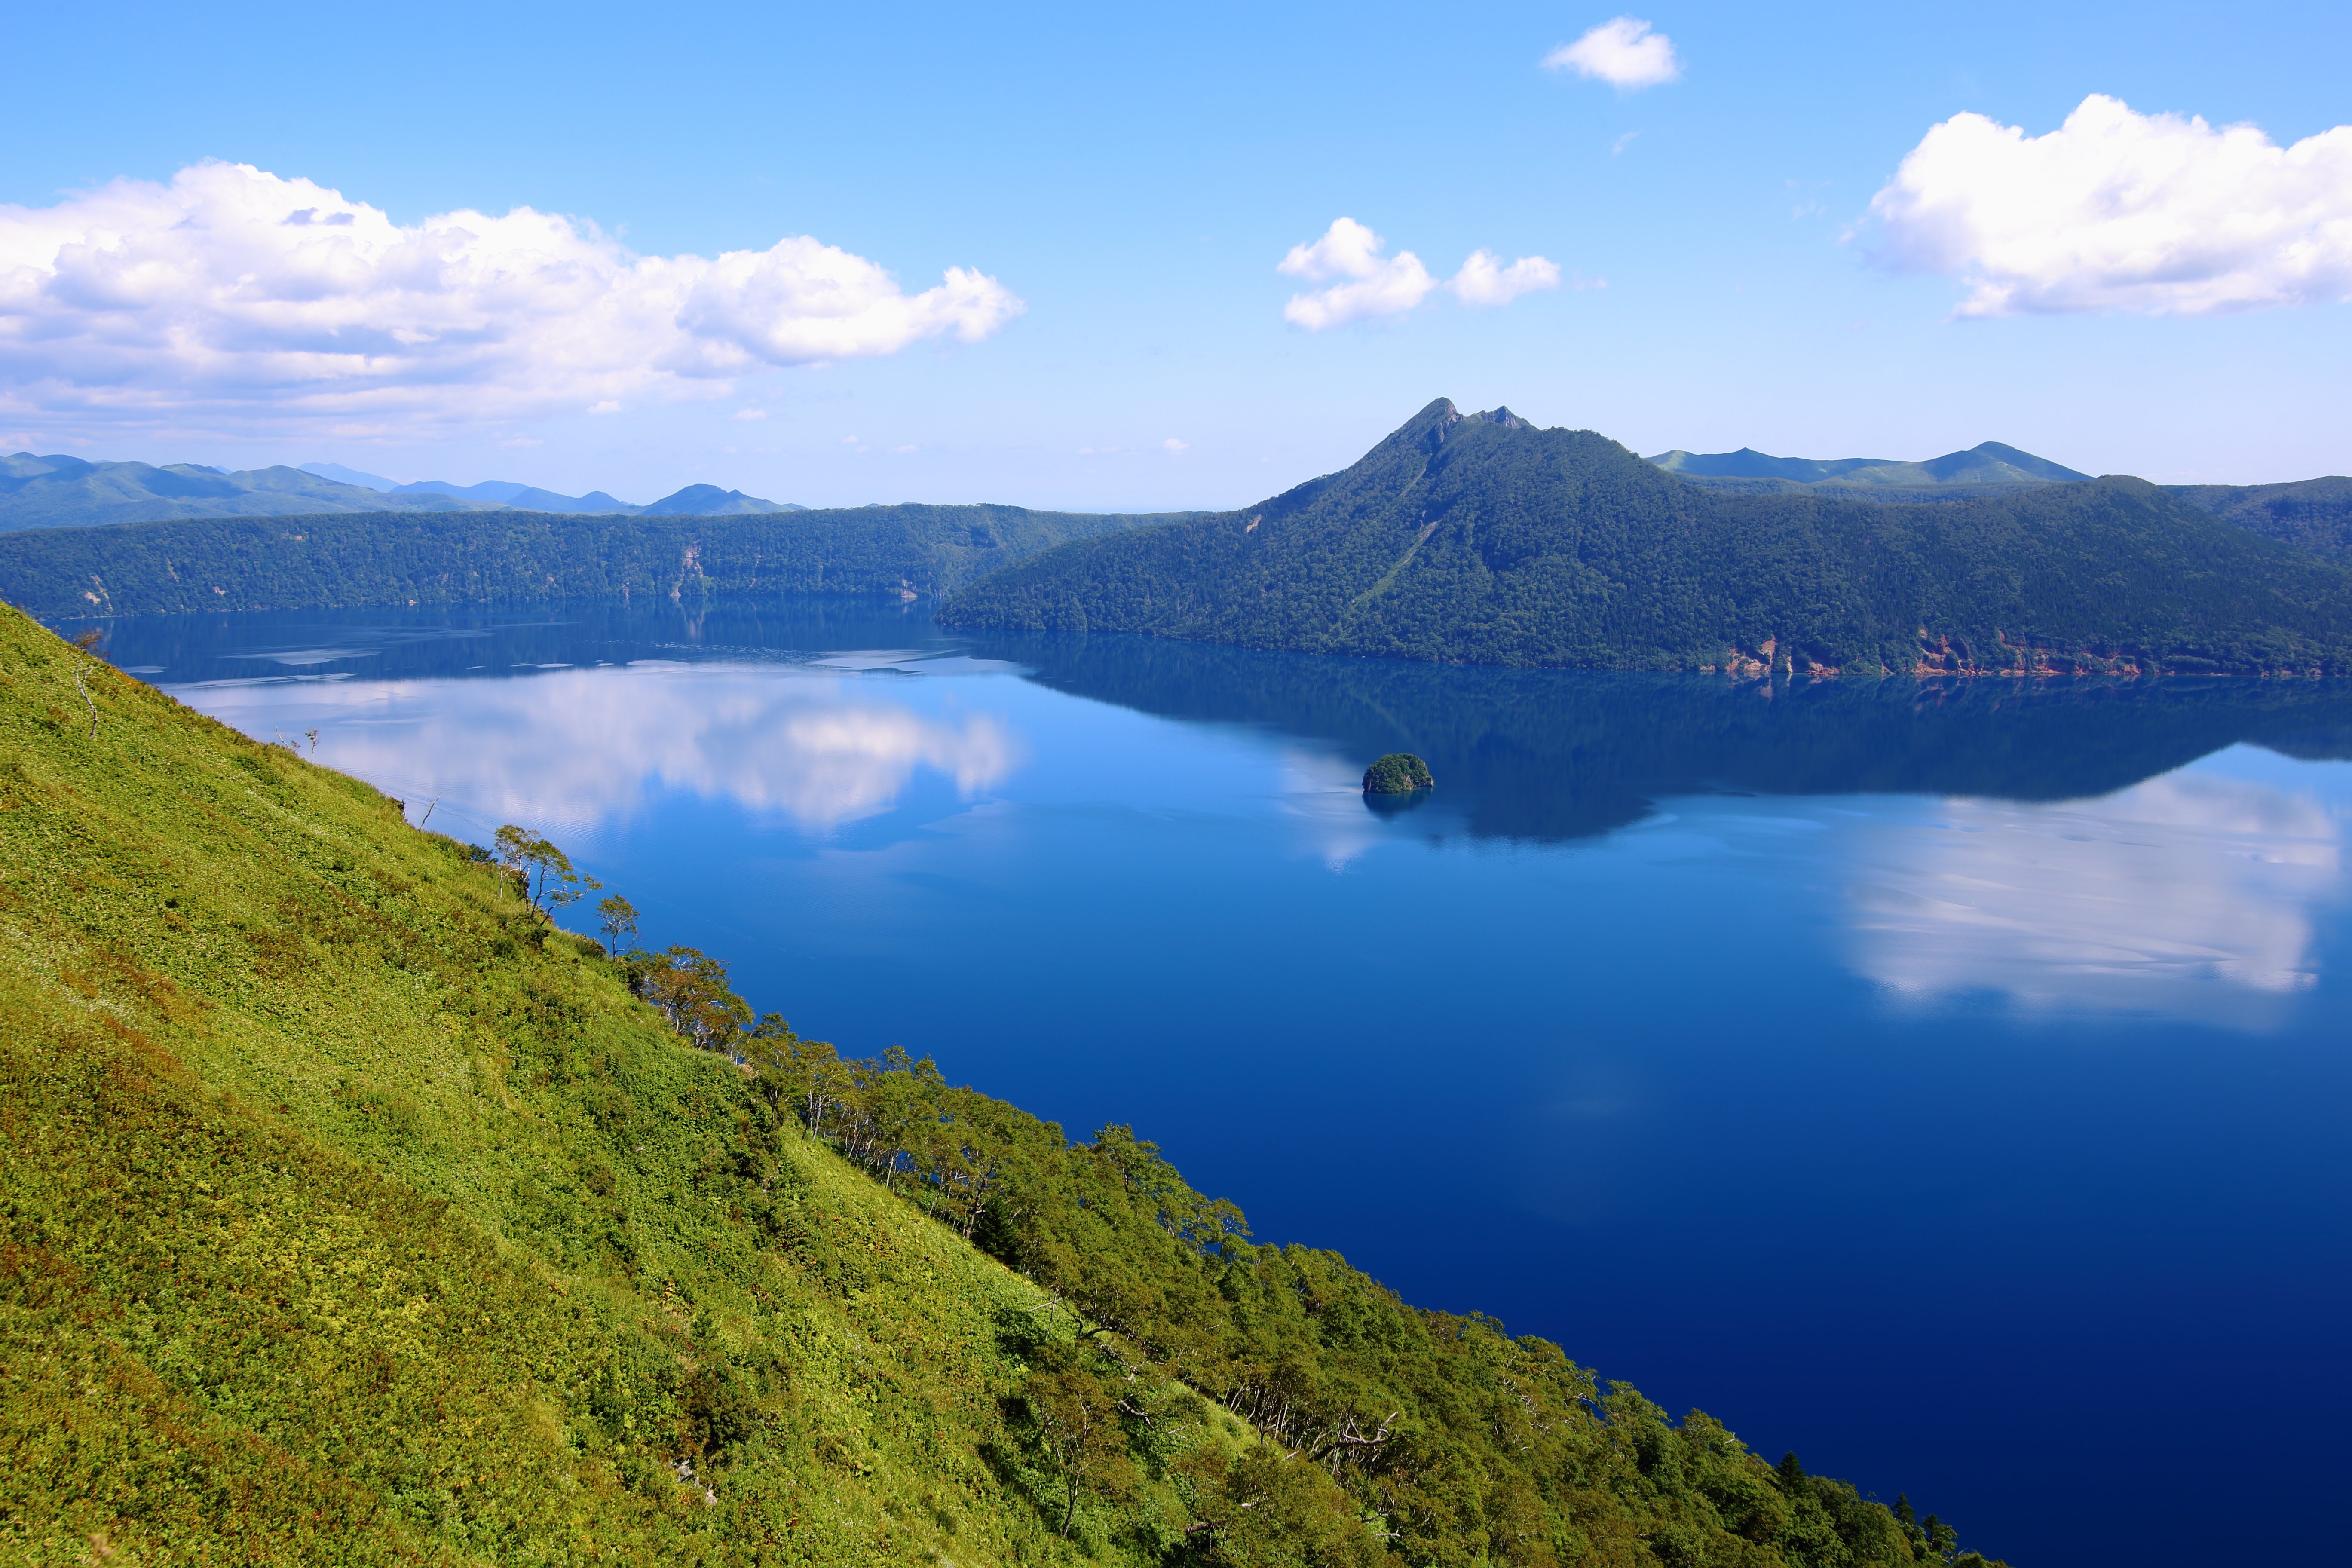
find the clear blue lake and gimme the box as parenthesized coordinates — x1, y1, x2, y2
(74, 597, 2352, 1568)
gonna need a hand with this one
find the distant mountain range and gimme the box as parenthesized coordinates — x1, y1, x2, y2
(298, 463, 807, 518)
(1646, 441, 2093, 499)
(300, 463, 635, 514)
(939, 399, 2352, 677)
(0, 453, 803, 532)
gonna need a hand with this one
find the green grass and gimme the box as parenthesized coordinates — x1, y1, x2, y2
(0, 600, 1184, 1565)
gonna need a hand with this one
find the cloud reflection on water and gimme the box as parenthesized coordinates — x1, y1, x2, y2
(1842, 769, 2341, 1026)
(196, 662, 1020, 834)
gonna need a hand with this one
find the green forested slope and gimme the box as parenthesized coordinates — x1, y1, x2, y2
(0, 502, 1180, 618)
(940, 400, 2352, 676)
(0, 604, 2003, 1567)
(2166, 476, 2352, 560)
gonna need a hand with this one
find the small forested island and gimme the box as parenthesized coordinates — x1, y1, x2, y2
(1363, 752, 1435, 793)
(940, 399, 2352, 676)
(0, 603, 2007, 1565)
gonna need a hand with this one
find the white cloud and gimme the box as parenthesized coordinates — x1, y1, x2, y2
(1868, 94, 2352, 318)
(1542, 18, 1681, 90)
(1162, 437, 1188, 453)
(1449, 249, 1562, 306)
(192, 663, 1022, 835)
(1279, 218, 1439, 328)
(732, 407, 769, 421)
(0, 160, 1025, 439)
(1280, 218, 1559, 329)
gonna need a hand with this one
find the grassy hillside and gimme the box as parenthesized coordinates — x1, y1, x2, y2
(0, 503, 1184, 618)
(0, 603, 2003, 1567)
(940, 400, 2352, 676)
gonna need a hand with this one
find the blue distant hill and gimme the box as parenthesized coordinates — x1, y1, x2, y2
(1646, 441, 2092, 496)
(301, 464, 802, 517)
(0, 454, 807, 531)
(0, 453, 487, 532)
(635, 483, 804, 516)
(387, 478, 636, 514)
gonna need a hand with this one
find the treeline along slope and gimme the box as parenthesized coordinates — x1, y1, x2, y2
(0, 602, 2006, 1563)
(0, 502, 1185, 617)
(938, 400, 2352, 676)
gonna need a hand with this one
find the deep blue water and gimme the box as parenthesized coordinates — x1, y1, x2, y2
(73, 597, 2352, 1568)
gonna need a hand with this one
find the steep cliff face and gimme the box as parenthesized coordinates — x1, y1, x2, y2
(941, 401, 2352, 676)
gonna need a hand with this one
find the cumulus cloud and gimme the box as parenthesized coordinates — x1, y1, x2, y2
(1542, 18, 1681, 89)
(1449, 249, 1563, 306)
(1279, 219, 1558, 329)
(0, 160, 1025, 438)
(1279, 218, 1439, 329)
(1868, 93, 2352, 317)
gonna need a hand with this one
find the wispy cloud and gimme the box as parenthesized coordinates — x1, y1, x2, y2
(0, 161, 1025, 440)
(1279, 219, 1559, 329)
(1867, 94, 2352, 317)
(1543, 18, 1681, 90)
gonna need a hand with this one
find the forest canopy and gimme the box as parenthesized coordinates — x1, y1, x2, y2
(0, 501, 1187, 618)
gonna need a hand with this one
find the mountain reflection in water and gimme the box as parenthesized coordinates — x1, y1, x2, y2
(961, 625, 2352, 842)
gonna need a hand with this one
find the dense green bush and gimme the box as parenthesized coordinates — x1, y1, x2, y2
(1361, 753, 1433, 793)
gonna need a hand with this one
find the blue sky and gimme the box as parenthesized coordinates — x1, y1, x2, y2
(4, 0, 2348, 508)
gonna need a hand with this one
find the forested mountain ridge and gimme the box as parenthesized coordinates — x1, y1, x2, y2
(0, 609, 2011, 1563)
(939, 399, 2352, 676)
(0, 503, 1186, 616)
(1639, 443, 2352, 551)
(2165, 475, 2352, 561)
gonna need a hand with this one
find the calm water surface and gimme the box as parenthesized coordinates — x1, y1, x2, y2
(78, 598, 2352, 1568)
